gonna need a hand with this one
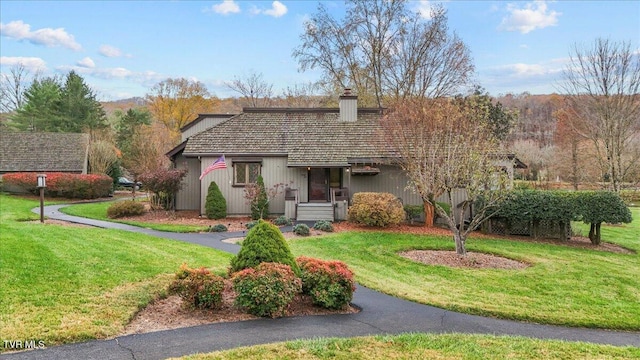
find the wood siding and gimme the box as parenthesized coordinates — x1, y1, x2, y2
(174, 155, 201, 210)
(199, 156, 307, 216)
(182, 116, 232, 142)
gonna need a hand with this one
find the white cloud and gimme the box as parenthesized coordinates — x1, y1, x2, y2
(251, 1, 288, 17)
(0, 20, 81, 50)
(0, 56, 47, 71)
(416, 1, 435, 20)
(500, 1, 561, 34)
(77, 57, 95, 68)
(210, 0, 241, 15)
(99, 44, 123, 58)
(264, 1, 288, 17)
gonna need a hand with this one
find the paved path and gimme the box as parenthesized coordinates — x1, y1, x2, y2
(3, 204, 639, 359)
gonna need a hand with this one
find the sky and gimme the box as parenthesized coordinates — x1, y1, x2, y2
(1, 0, 638, 101)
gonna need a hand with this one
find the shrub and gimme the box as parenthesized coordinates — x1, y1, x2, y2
(313, 220, 334, 232)
(204, 181, 227, 219)
(273, 215, 292, 226)
(106, 200, 145, 218)
(168, 263, 225, 309)
(348, 192, 405, 227)
(230, 220, 300, 274)
(2, 172, 112, 199)
(296, 256, 355, 309)
(232, 262, 301, 318)
(209, 224, 228, 232)
(245, 220, 258, 229)
(249, 175, 268, 220)
(293, 223, 310, 236)
(139, 168, 188, 210)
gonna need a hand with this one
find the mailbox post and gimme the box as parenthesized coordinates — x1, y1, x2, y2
(37, 174, 47, 223)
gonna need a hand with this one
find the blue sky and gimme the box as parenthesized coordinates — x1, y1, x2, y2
(1, 1, 638, 101)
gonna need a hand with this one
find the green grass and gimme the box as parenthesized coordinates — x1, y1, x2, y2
(0, 194, 232, 347)
(174, 333, 640, 359)
(289, 208, 640, 330)
(60, 200, 209, 233)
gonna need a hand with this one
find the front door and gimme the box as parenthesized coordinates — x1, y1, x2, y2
(309, 168, 328, 201)
(308, 168, 342, 202)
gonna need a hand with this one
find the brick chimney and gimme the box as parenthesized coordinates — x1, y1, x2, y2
(339, 88, 357, 122)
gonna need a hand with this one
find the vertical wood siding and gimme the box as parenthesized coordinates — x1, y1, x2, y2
(175, 155, 201, 210)
(182, 116, 232, 142)
(199, 156, 307, 216)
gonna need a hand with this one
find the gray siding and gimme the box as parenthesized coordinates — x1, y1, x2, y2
(199, 156, 307, 216)
(348, 165, 423, 205)
(182, 116, 232, 142)
(348, 165, 470, 222)
(175, 155, 201, 211)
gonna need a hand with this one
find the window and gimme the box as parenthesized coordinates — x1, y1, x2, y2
(234, 162, 261, 186)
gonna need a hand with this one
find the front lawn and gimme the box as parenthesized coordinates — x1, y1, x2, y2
(176, 333, 640, 360)
(60, 199, 209, 233)
(289, 208, 640, 330)
(0, 194, 232, 347)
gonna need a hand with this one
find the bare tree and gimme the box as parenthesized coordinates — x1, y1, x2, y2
(281, 82, 329, 108)
(381, 98, 510, 255)
(559, 38, 640, 192)
(0, 64, 34, 113)
(225, 71, 274, 108)
(293, 0, 474, 107)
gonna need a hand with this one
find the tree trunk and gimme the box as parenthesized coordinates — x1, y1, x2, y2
(454, 232, 467, 256)
(588, 222, 602, 245)
(424, 200, 435, 227)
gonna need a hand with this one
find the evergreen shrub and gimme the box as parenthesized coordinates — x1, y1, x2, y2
(293, 223, 310, 236)
(230, 220, 299, 274)
(273, 215, 292, 226)
(209, 224, 228, 232)
(313, 220, 334, 232)
(204, 181, 226, 219)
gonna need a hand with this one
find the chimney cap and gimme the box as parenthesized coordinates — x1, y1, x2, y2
(343, 88, 352, 96)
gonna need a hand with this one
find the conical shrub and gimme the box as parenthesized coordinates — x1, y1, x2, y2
(230, 220, 299, 275)
(205, 181, 226, 219)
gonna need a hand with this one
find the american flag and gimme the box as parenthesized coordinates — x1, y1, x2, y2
(199, 155, 227, 180)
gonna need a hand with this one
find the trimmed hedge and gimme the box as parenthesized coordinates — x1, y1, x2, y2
(232, 262, 301, 318)
(2, 172, 112, 199)
(348, 192, 405, 227)
(493, 190, 632, 244)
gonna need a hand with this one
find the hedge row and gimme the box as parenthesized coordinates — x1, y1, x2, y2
(2, 172, 112, 199)
(494, 190, 631, 225)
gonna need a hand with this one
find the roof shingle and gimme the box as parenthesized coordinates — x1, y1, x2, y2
(0, 132, 90, 173)
(183, 109, 388, 167)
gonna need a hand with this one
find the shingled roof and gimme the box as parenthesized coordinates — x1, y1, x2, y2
(0, 132, 90, 173)
(183, 108, 389, 167)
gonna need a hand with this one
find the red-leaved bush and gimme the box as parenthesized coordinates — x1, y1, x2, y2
(296, 256, 356, 309)
(2, 172, 112, 199)
(168, 263, 225, 310)
(232, 262, 301, 318)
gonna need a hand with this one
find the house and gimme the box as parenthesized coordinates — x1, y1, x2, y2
(169, 92, 525, 221)
(0, 131, 90, 176)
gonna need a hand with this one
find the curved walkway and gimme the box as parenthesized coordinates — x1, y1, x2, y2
(3, 204, 639, 360)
